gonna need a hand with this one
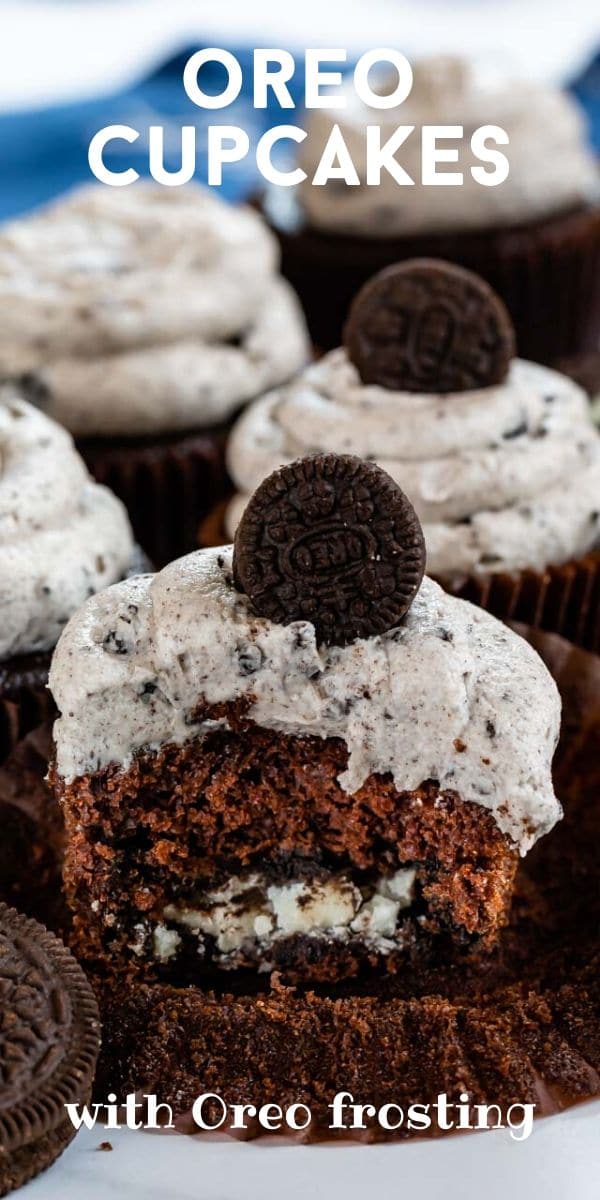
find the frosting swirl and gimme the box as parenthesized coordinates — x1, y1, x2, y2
(0, 183, 309, 436)
(0, 390, 135, 658)
(49, 546, 561, 853)
(298, 56, 599, 236)
(226, 353, 600, 581)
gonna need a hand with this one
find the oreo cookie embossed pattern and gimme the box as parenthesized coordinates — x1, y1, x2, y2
(233, 454, 426, 645)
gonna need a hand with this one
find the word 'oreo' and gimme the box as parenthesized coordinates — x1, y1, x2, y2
(344, 259, 515, 393)
(233, 454, 425, 645)
(0, 904, 100, 1197)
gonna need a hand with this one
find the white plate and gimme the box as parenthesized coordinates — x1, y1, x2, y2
(21, 1098, 600, 1200)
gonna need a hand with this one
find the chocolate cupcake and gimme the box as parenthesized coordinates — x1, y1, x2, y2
(218, 262, 600, 649)
(0, 387, 142, 918)
(0, 182, 310, 566)
(50, 455, 561, 989)
(261, 56, 600, 361)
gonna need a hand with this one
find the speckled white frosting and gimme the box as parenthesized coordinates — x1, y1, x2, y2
(0, 183, 309, 436)
(49, 546, 561, 853)
(0, 390, 135, 659)
(298, 57, 599, 236)
(226, 354, 600, 581)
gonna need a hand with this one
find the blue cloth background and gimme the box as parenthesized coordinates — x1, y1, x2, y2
(0, 45, 598, 222)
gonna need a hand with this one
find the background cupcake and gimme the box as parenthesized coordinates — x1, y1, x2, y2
(0, 182, 310, 566)
(0, 387, 141, 920)
(209, 261, 600, 649)
(261, 55, 600, 362)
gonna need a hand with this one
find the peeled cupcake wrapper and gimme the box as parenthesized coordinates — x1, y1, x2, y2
(93, 623, 600, 1139)
(80, 424, 231, 570)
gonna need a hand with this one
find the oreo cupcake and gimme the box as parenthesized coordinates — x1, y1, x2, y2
(0, 387, 141, 917)
(262, 55, 600, 360)
(52, 456, 600, 1138)
(0, 182, 310, 565)
(50, 454, 561, 986)
(212, 261, 600, 649)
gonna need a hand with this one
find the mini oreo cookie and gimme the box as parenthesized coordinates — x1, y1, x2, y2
(344, 259, 515, 393)
(0, 904, 100, 1196)
(233, 454, 426, 645)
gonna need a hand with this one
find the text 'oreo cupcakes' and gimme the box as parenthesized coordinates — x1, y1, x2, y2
(0, 388, 145, 921)
(216, 260, 600, 650)
(0, 183, 310, 566)
(260, 55, 600, 361)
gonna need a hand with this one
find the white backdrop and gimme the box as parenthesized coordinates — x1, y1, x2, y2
(0, 0, 598, 111)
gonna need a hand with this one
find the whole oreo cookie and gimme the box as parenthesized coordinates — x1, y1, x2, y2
(233, 454, 426, 645)
(0, 904, 100, 1197)
(344, 259, 515, 393)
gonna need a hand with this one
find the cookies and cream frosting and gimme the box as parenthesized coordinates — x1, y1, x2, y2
(50, 545, 561, 853)
(298, 56, 599, 236)
(0, 390, 135, 659)
(0, 183, 309, 436)
(225, 353, 600, 581)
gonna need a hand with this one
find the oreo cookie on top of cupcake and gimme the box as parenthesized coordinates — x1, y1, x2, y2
(50, 451, 562, 986)
(219, 259, 600, 649)
(0, 182, 310, 565)
(261, 54, 600, 361)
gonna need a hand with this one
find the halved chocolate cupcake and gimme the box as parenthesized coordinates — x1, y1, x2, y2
(50, 454, 561, 986)
(213, 260, 600, 649)
(0, 183, 310, 566)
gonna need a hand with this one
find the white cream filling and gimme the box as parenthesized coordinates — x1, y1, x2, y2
(156, 868, 417, 966)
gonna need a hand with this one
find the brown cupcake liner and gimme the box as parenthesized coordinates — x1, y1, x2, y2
(92, 629, 600, 1138)
(261, 192, 600, 363)
(0, 652, 54, 767)
(450, 549, 600, 653)
(0, 723, 68, 932)
(80, 422, 233, 569)
(199, 503, 600, 652)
